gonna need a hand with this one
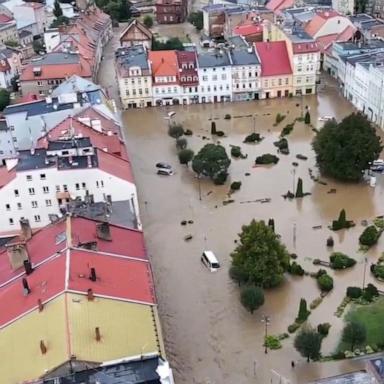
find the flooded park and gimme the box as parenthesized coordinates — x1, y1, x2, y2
(122, 80, 384, 384)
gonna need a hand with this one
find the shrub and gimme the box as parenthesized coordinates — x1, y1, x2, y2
(231, 146, 242, 158)
(275, 113, 286, 125)
(184, 129, 193, 136)
(213, 171, 228, 185)
(288, 261, 304, 276)
(288, 322, 301, 333)
(315, 269, 327, 278)
(295, 178, 304, 198)
(310, 297, 323, 309)
(243, 132, 262, 143)
(255, 154, 279, 165)
(304, 111, 311, 125)
(178, 149, 194, 166)
(224, 114, 231, 120)
(329, 252, 356, 269)
(362, 283, 379, 302)
(372, 264, 384, 280)
(176, 137, 188, 150)
(168, 124, 184, 139)
(240, 285, 265, 313)
(346, 286, 362, 299)
(268, 218, 275, 232)
(296, 298, 311, 323)
(264, 335, 282, 349)
(281, 123, 294, 137)
(317, 273, 334, 292)
(230, 181, 242, 191)
(374, 217, 384, 230)
(211, 121, 217, 135)
(273, 138, 289, 151)
(331, 209, 354, 230)
(359, 225, 381, 247)
(317, 323, 331, 336)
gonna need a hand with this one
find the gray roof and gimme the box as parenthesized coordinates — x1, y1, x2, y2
(4, 98, 75, 116)
(47, 137, 92, 151)
(51, 75, 101, 97)
(346, 51, 384, 66)
(350, 13, 373, 23)
(115, 45, 149, 70)
(230, 48, 260, 65)
(19, 29, 32, 38)
(228, 35, 248, 49)
(198, 51, 231, 67)
(29, 52, 80, 66)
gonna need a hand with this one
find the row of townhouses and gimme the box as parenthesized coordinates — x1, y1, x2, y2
(115, 38, 320, 108)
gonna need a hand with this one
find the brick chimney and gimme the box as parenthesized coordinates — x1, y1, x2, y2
(6, 242, 29, 270)
(96, 222, 112, 241)
(20, 218, 32, 240)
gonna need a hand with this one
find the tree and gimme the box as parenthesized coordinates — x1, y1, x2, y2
(317, 273, 333, 292)
(359, 225, 381, 247)
(342, 321, 366, 351)
(188, 11, 203, 30)
(304, 111, 311, 125)
(0, 88, 10, 111)
(211, 121, 217, 135)
(178, 149, 194, 166)
(294, 326, 322, 362)
(296, 298, 310, 323)
(168, 124, 184, 139)
(143, 15, 153, 28)
(229, 265, 248, 286)
(152, 37, 184, 51)
(231, 220, 290, 288)
(53, 0, 63, 17)
(176, 137, 187, 150)
(33, 40, 45, 54)
(268, 218, 275, 232)
(312, 113, 382, 181)
(50, 15, 70, 28)
(240, 285, 264, 313)
(97, 0, 131, 21)
(192, 144, 231, 184)
(295, 178, 303, 198)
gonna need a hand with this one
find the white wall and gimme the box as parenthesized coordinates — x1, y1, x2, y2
(0, 165, 139, 233)
(231, 64, 261, 100)
(197, 66, 232, 103)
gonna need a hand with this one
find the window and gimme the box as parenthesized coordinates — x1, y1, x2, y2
(14, 189, 19, 197)
(212, 75, 217, 81)
(96, 181, 99, 188)
(101, 180, 104, 187)
(63, 185, 68, 192)
(9, 218, 14, 225)
(285, 78, 289, 85)
(26, 175, 32, 181)
(45, 199, 52, 207)
(221, 74, 226, 80)
(202, 76, 208, 81)
(5, 203, 10, 211)
(40, 174, 46, 180)
(31, 201, 38, 208)
(34, 215, 41, 222)
(75, 183, 80, 190)
(28, 188, 35, 195)
(56, 185, 60, 192)
(43, 186, 49, 193)
(278, 78, 282, 86)
(82, 182, 86, 189)
(17, 202, 21, 210)
(13, 137, 17, 143)
(125, 90, 130, 96)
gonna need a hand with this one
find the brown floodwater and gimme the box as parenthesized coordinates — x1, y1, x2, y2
(122, 80, 384, 384)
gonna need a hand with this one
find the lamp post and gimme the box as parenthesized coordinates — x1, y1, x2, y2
(362, 256, 368, 289)
(291, 168, 296, 193)
(261, 315, 270, 354)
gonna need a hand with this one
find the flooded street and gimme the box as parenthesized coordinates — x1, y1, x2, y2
(121, 82, 384, 384)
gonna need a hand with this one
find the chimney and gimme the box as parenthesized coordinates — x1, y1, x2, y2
(23, 259, 33, 275)
(87, 288, 94, 301)
(95, 327, 101, 341)
(40, 340, 47, 354)
(38, 298, 44, 312)
(6, 243, 29, 270)
(96, 222, 112, 241)
(20, 218, 32, 240)
(89, 267, 97, 282)
(22, 277, 31, 295)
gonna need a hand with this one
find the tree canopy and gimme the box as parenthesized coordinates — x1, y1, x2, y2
(178, 149, 194, 166)
(240, 285, 264, 313)
(342, 321, 366, 351)
(188, 11, 203, 30)
(50, 15, 70, 28)
(294, 326, 322, 362)
(192, 144, 230, 185)
(0, 88, 10, 111)
(152, 37, 184, 51)
(95, 0, 131, 21)
(53, 0, 63, 17)
(230, 220, 290, 288)
(143, 15, 153, 28)
(312, 113, 382, 181)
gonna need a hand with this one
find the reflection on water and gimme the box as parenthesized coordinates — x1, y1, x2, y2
(123, 82, 384, 384)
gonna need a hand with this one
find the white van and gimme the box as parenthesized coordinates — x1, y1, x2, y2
(201, 251, 220, 272)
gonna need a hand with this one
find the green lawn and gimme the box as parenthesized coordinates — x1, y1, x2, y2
(339, 297, 384, 351)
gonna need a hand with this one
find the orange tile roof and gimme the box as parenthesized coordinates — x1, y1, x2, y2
(148, 50, 179, 78)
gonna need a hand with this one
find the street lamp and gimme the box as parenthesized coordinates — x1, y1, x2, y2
(261, 315, 270, 354)
(362, 256, 368, 289)
(291, 168, 296, 193)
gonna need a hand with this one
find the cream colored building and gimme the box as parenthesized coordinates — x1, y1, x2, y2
(116, 45, 153, 108)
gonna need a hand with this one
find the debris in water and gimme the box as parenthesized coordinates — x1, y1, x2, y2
(184, 234, 193, 241)
(292, 162, 299, 167)
(327, 189, 337, 194)
(223, 199, 235, 205)
(181, 220, 187, 226)
(312, 225, 322, 230)
(207, 191, 213, 196)
(188, 220, 194, 224)
(361, 220, 368, 226)
(296, 154, 308, 160)
(245, 172, 250, 176)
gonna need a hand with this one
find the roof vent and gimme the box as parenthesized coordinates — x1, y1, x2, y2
(89, 267, 97, 282)
(22, 277, 31, 295)
(23, 259, 33, 275)
(87, 288, 94, 301)
(96, 222, 112, 241)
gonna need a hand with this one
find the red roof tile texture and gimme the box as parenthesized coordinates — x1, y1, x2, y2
(255, 41, 292, 76)
(149, 50, 179, 79)
(233, 23, 263, 36)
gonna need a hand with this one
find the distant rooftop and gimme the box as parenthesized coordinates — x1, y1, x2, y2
(228, 35, 248, 49)
(197, 51, 231, 67)
(115, 45, 149, 70)
(230, 48, 260, 65)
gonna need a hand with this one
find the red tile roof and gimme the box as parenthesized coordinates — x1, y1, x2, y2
(148, 50, 179, 80)
(37, 117, 126, 159)
(266, 0, 294, 11)
(14, 93, 40, 104)
(96, 148, 135, 184)
(233, 23, 263, 37)
(68, 249, 155, 304)
(315, 26, 355, 53)
(255, 41, 292, 76)
(292, 41, 319, 54)
(0, 14, 13, 23)
(0, 216, 153, 327)
(304, 10, 343, 38)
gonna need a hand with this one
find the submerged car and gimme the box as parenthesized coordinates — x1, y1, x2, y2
(156, 162, 172, 169)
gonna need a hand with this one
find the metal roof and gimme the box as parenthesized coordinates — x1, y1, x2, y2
(230, 49, 260, 65)
(197, 51, 231, 67)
